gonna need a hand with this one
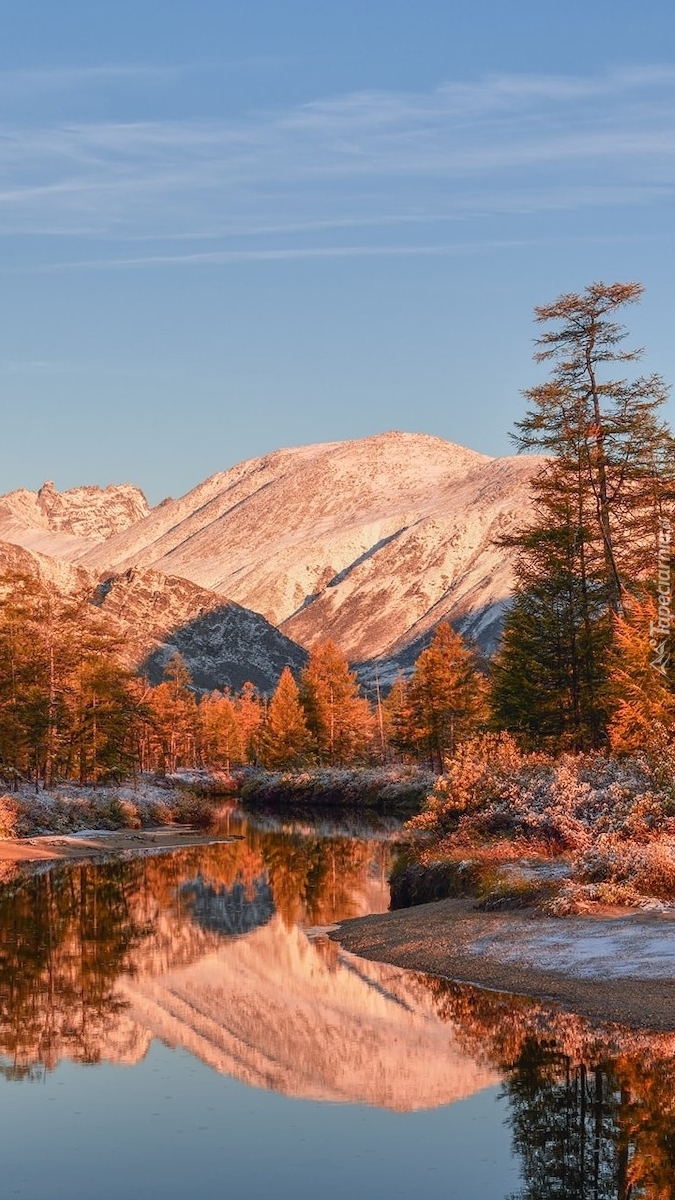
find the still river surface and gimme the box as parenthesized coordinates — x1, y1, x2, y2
(0, 804, 673, 1199)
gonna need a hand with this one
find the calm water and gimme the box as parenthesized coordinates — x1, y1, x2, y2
(0, 806, 673, 1199)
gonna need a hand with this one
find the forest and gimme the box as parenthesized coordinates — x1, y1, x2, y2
(0, 283, 674, 843)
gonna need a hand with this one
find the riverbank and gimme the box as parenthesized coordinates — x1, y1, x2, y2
(239, 766, 434, 811)
(0, 826, 240, 864)
(0, 772, 234, 839)
(330, 897, 675, 1031)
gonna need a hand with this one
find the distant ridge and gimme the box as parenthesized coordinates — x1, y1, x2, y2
(0, 432, 542, 679)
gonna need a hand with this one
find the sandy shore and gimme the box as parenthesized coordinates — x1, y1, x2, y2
(0, 827, 240, 863)
(330, 898, 675, 1031)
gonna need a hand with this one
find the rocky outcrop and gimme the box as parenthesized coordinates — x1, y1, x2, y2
(0, 480, 150, 559)
(94, 566, 307, 691)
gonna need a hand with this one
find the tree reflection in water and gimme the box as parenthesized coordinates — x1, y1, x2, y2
(424, 975, 675, 1200)
(0, 861, 152, 1077)
(4, 813, 675, 1196)
(0, 812, 391, 1079)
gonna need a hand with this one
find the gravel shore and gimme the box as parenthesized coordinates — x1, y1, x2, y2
(330, 898, 675, 1031)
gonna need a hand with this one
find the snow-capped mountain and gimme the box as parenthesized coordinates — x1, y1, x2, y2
(0, 432, 541, 680)
(79, 431, 540, 666)
(0, 542, 305, 693)
(0, 480, 149, 559)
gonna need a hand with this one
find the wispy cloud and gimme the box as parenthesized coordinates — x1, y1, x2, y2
(15, 239, 535, 272)
(1, 66, 675, 261)
(0, 64, 184, 93)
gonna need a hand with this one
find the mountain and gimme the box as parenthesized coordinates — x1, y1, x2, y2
(0, 538, 91, 596)
(95, 567, 306, 691)
(0, 480, 149, 560)
(0, 541, 306, 693)
(0, 433, 541, 680)
(78, 432, 541, 669)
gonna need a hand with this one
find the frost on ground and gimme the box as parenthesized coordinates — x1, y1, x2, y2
(464, 911, 675, 981)
(0, 771, 231, 838)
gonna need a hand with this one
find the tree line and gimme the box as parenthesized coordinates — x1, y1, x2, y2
(0, 569, 485, 784)
(1, 281, 673, 787)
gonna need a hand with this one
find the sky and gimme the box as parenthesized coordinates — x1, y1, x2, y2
(2, 0, 675, 504)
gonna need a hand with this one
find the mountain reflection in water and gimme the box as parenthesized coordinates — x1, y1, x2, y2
(0, 809, 496, 1109)
(1, 808, 675, 1196)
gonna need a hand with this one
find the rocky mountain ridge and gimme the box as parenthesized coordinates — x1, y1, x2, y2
(0, 432, 541, 683)
(0, 480, 150, 560)
(0, 541, 305, 693)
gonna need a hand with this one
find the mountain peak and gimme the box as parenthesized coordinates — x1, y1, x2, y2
(75, 431, 541, 665)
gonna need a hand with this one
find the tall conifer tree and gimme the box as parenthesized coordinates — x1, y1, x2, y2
(494, 282, 675, 748)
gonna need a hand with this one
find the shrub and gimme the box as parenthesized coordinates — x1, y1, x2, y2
(403, 736, 675, 911)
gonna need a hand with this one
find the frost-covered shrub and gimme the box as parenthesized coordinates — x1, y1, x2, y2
(240, 766, 435, 809)
(405, 736, 675, 909)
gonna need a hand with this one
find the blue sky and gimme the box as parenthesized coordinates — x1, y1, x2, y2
(2, 1, 675, 502)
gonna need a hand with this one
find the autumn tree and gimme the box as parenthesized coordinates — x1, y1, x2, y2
(495, 282, 675, 749)
(382, 675, 416, 761)
(606, 594, 675, 755)
(236, 682, 263, 764)
(260, 668, 312, 768)
(300, 640, 372, 765)
(198, 691, 243, 772)
(147, 654, 198, 774)
(72, 658, 141, 787)
(0, 572, 44, 785)
(402, 623, 486, 770)
(0, 570, 143, 786)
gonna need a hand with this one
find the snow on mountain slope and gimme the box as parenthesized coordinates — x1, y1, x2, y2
(0, 539, 91, 596)
(96, 567, 307, 691)
(0, 541, 305, 692)
(80, 432, 541, 664)
(0, 479, 150, 560)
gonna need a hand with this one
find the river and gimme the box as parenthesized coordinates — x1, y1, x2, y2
(0, 804, 673, 1198)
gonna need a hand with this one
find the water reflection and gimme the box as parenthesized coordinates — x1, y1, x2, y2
(424, 976, 675, 1199)
(5, 810, 489, 1108)
(2, 807, 675, 1196)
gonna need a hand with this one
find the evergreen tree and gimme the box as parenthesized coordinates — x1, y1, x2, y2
(261, 668, 312, 768)
(491, 481, 609, 750)
(495, 282, 675, 749)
